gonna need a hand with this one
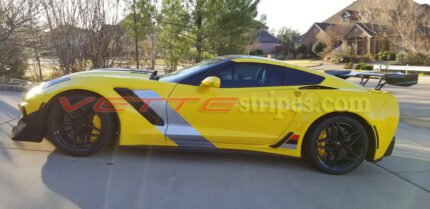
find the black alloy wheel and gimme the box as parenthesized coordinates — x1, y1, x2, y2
(305, 116, 369, 175)
(46, 93, 116, 156)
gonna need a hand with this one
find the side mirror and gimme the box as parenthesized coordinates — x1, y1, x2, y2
(200, 76, 221, 88)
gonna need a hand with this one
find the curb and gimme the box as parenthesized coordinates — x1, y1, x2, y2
(0, 78, 32, 92)
(0, 84, 29, 92)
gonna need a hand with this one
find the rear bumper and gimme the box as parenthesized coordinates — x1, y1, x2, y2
(384, 137, 395, 157)
(371, 137, 395, 162)
(11, 104, 46, 142)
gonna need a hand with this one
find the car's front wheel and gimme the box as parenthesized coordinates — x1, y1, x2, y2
(305, 116, 369, 175)
(46, 93, 117, 156)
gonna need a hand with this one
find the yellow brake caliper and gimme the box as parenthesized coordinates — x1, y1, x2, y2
(90, 114, 102, 143)
(318, 130, 327, 156)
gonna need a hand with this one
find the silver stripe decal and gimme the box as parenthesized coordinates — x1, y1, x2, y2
(134, 90, 168, 133)
(133, 90, 215, 149)
(281, 144, 297, 149)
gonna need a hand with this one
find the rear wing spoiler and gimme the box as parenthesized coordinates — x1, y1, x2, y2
(325, 70, 418, 90)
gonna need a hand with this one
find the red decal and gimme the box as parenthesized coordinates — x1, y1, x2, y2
(291, 135, 300, 141)
(59, 96, 96, 112)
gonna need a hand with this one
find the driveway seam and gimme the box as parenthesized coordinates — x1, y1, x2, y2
(0, 146, 53, 153)
(396, 170, 430, 174)
(0, 117, 19, 126)
(373, 163, 430, 193)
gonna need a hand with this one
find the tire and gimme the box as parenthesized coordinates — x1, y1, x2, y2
(46, 93, 116, 156)
(304, 115, 369, 175)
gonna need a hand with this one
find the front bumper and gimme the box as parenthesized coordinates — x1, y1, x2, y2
(11, 104, 46, 142)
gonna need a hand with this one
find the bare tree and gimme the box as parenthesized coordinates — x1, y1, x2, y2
(78, 0, 124, 69)
(40, 0, 86, 74)
(0, 0, 41, 78)
(132, 0, 140, 68)
(0, 0, 38, 44)
(40, 0, 125, 74)
(367, 0, 430, 64)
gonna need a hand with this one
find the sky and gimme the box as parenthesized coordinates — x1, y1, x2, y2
(258, 0, 430, 34)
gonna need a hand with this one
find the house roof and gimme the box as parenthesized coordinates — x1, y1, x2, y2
(342, 10, 359, 17)
(355, 23, 377, 36)
(344, 23, 395, 39)
(323, 0, 409, 25)
(314, 23, 332, 31)
(256, 30, 280, 43)
(301, 23, 350, 41)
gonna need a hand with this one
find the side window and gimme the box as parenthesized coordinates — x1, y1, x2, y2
(179, 62, 324, 87)
(284, 68, 325, 86)
(211, 63, 284, 88)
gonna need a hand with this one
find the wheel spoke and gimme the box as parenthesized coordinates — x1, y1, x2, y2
(343, 135, 361, 148)
(327, 151, 341, 168)
(318, 137, 332, 143)
(82, 134, 90, 147)
(334, 123, 343, 138)
(66, 111, 80, 120)
(339, 152, 359, 163)
(85, 132, 100, 138)
(343, 146, 362, 160)
(344, 130, 359, 138)
(327, 124, 334, 138)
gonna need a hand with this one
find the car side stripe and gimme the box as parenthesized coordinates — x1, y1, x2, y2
(133, 90, 216, 149)
(115, 88, 164, 126)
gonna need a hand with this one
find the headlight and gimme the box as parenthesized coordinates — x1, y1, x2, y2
(25, 77, 71, 100)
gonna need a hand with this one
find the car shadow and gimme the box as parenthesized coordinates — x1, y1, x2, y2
(40, 145, 418, 209)
(40, 146, 317, 209)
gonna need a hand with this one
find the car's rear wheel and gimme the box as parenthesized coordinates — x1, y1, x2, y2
(46, 93, 116, 156)
(305, 116, 369, 175)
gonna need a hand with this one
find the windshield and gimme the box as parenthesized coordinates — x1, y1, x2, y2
(159, 57, 227, 83)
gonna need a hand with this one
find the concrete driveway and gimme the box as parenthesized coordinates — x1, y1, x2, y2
(1, 81, 430, 209)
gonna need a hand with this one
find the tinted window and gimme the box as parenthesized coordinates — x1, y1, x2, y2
(284, 68, 325, 86)
(160, 58, 228, 83)
(180, 62, 325, 87)
(209, 63, 284, 88)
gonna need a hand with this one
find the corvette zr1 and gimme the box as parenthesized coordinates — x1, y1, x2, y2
(12, 55, 416, 174)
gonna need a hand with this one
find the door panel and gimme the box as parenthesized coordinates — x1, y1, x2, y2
(166, 84, 297, 146)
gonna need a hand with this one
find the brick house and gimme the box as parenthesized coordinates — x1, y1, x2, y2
(297, 0, 430, 56)
(249, 29, 281, 55)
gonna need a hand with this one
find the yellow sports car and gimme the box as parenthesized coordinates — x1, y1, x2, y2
(12, 56, 417, 174)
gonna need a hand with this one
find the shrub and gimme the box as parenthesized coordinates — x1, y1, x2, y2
(344, 62, 354, 69)
(396, 52, 425, 65)
(383, 51, 396, 61)
(324, 54, 337, 63)
(0, 46, 27, 79)
(250, 49, 264, 56)
(355, 63, 373, 71)
(396, 52, 406, 64)
(367, 53, 377, 61)
(295, 44, 308, 56)
(340, 56, 351, 63)
(363, 65, 374, 71)
(312, 41, 326, 56)
(276, 54, 286, 60)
